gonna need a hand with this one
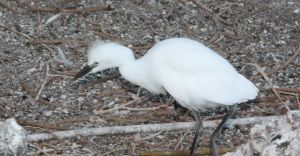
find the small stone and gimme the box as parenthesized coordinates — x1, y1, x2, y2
(62, 109, 69, 114)
(106, 1, 112, 6)
(294, 9, 300, 14)
(44, 111, 53, 116)
(60, 94, 67, 99)
(107, 101, 115, 107)
(77, 97, 85, 103)
(27, 68, 37, 74)
(15, 111, 24, 117)
(247, 19, 254, 24)
(113, 110, 130, 115)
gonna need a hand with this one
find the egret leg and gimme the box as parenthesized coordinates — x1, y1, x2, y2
(210, 104, 237, 156)
(189, 111, 203, 156)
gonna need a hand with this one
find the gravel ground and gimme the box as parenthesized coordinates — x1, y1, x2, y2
(0, 0, 299, 155)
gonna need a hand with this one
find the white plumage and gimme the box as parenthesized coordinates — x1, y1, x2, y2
(74, 37, 259, 156)
(84, 38, 258, 111)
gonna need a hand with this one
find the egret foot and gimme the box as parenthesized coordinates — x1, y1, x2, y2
(189, 111, 203, 156)
(210, 105, 237, 156)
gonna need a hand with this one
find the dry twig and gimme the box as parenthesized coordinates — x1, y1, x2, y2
(20, 81, 52, 106)
(141, 147, 235, 156)
(247, 63, 290, 111)
(0, 0, 17, 13)
(121, 104, 168, 111)
(35, 63, 49, 100)
(275, 88, 300, 94)
(0, 24, 56, 56)
(174, 131, 190, 150)
(87, 20, 120, 40)
(17, 119, 69, 131)
(93, 31, 119, 41)
(26, 113, 299, 142)
(27, 4, 113, 13)
(0, 24, 32, 39)
(93, 97, 144, 115)
(208, 31, 221, 45)
(28, 39, 88, 46)
(97, 88, 126, 99)
(190, 0, 233, 26)
(266, 47, 300, 76)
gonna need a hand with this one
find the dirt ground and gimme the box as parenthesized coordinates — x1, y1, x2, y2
(0, 0, 299, 155)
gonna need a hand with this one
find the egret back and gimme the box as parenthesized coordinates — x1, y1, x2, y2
(143, 38, 258, 110)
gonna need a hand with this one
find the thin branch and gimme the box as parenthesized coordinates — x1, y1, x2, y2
(28, 143, 50, 156)
(247, 63, 290, 111)
(97, 88, 126, 99)
(27, 4, 113, 13)
(266, 47, 300, 76)
(253, 47, 300, 79)
(275, 88, 300, 93)
(28, 39, 87, 46)
(121, 104, 168, 111)
(141, 130, 165, 140)
(208, 31, 221, 45)
(0, 24, 56, 56)
(35, 63, 49, 101)
(19, 81, 51, 106)
(0, 0, 17, 13)
(87, 21, 120, 40)
(93, 31, 120, 41)
(140, 147, 235, 156)
(93, 97, 144, 115)
(48, 74, 73, 78)
(0, 24, 32, 40)
(174, 131, 190, 150)
(26, 112, 300, 142)
(17, 119, 69, 131)
(190, 0, 233, 26)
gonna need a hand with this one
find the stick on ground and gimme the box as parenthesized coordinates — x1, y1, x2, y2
(26, 113, 297, 142)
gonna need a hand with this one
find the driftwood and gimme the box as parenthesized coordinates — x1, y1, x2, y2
(27, 114, 293, 142)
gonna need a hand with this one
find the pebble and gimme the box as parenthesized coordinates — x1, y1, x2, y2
(62, 108, 69, 114)
(26, 68, 37, 75)
(44, 111, 53, 116)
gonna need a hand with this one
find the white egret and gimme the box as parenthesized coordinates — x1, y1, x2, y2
(74, 38, 259, 156)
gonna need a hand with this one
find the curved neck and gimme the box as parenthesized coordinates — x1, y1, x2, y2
(119, 59, 162, 94)
(119, 59, 147, 85)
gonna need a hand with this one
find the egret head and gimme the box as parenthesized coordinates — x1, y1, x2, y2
(74, 40, 135, 80)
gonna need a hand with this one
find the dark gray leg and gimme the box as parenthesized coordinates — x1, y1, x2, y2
(210, 104, 237, 156)
(189, 111, 203, 156)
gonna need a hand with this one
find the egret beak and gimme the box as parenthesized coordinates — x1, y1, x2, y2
(73, 62, 98, 80)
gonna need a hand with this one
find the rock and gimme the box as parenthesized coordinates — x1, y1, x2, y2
(0, 118, 27, 156)
(225, 111, 300, 156)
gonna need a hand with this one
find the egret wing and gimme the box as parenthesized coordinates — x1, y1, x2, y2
(157, 63, 258, 110)
(148, 43, 258, 109)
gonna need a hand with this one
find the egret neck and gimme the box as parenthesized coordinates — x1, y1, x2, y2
(119, 58, 164, 94)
